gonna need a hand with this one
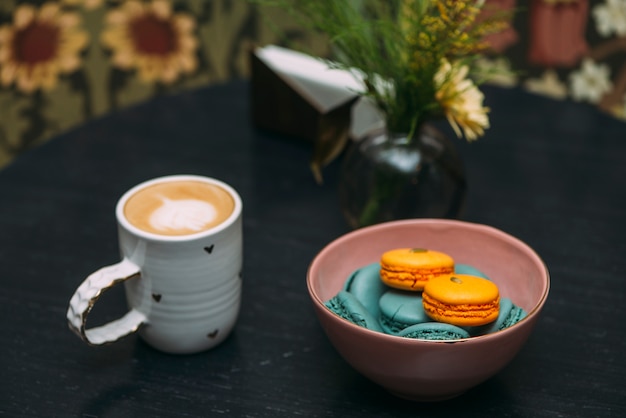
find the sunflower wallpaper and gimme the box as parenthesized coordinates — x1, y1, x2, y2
(0, 0, 624, 169)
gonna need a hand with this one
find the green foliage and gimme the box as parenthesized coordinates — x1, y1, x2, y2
(259, 0, 508, 137)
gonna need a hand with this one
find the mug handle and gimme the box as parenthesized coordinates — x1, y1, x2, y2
(66, 258, 147, 345)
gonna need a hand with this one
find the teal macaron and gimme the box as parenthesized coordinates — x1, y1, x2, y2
(398, 322, 470, 340)
(378, 289, 429, 334)
(466, 298, 527, 336)
(466, 297, 513, 336)
(325, 291, 383, 332)
(342, 262, 387, 319)
(501, 304, 527, 330)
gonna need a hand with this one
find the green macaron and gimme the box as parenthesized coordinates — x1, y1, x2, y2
(501, 304, 527, 330)
(465, 298, 527, 336)
(378, 289, 429, 334)
(343, 262, 387, 319)
(465, 297, 513, 336)
(398, 322, 470, 340)
(325, 290, 383, 332)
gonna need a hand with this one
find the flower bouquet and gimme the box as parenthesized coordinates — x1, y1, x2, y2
(260, 0, 512, 227)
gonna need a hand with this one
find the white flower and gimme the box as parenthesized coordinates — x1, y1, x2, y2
(568, 58, 613, 103)
(593, 0, 626, 37)
(524, 70, 568, 100)
(474, 57, 518, 88)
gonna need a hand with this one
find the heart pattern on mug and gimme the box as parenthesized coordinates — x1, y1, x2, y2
(204, 244, 215, 254)
(152, 293, 162, 302)
(207, 329, 219, 339)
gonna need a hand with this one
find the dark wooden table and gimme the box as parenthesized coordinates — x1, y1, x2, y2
(1, 80, 625, 417)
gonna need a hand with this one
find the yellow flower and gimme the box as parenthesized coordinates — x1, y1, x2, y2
(100, 0, 198, 84)
(434, 59, 489, 141)
(0, 2, 89, 93)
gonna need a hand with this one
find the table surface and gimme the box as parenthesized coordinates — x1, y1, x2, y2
(1, 80, 625, 417)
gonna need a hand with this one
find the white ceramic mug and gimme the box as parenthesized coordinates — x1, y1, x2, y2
(67, 175, 243, 354)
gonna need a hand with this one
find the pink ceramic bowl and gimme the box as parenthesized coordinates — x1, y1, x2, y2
(307, 219, 549, 401)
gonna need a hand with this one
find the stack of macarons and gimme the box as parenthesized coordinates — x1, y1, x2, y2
(325, 248, 527, 340)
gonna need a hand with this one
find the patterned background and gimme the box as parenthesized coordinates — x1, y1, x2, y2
(0, 0, 624, 169)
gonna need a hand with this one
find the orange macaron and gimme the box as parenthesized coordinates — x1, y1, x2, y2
(422, 274, 500, 326)
(379, 248, 455, 291)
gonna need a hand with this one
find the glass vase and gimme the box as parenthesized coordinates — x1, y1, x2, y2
(338, 123, 467, 229)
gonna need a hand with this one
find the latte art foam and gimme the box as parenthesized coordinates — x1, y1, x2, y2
(150, 197, 218, 233)
(123, 180, 235, 236)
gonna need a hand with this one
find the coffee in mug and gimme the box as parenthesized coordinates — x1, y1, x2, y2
(123, 180, 235, 236)
(67, 175, 243, 354)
